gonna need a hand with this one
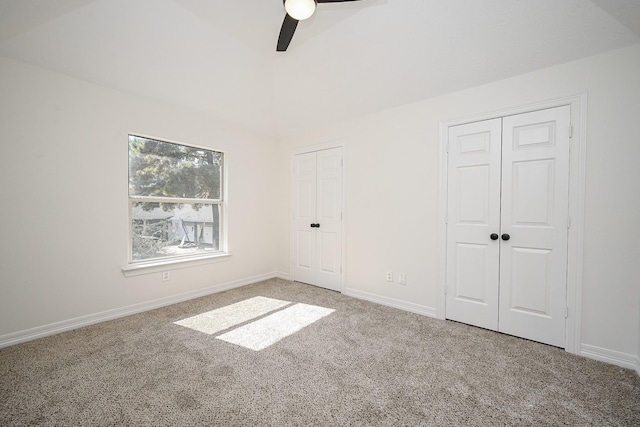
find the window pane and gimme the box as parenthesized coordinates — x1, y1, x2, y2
(129, 135, 222, 199)
(131, 202, 221, 262)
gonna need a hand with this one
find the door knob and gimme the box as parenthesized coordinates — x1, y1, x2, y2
(490, 233, 499, 240)
(310, 223, 320, 228)
(501, 233, 510, 241)
(315, 223, 320, 228)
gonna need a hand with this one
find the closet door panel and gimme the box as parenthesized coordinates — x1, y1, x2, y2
(292, 152, 318, 286)
(499, 105, 571, 347)
(445, 118, 502, 331)
(315, 148, 343, 290)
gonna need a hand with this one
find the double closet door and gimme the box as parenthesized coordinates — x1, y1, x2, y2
(445, 106, 571, 348)
(292, 147, 343, 292)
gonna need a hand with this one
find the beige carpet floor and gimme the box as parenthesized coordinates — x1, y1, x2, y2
(1, 278, 639, 426)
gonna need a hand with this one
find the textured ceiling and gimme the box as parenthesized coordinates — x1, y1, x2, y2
(1, 0, 639, 137)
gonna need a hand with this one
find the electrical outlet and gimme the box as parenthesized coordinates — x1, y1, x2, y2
(162, 271, 170, 282)
(399, 273, 407, 285)
(386, 271, 393, 282)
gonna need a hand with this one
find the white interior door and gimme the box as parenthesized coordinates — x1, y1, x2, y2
(292, 147, 342, 292)
(445, 106, 571, 348)
(292, 152, 318, 287)
(446, 118, 502, 330)
(498, 106, 570, 347)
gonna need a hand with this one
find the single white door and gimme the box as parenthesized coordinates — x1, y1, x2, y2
(292, 151, 318, 287)
(498, 106, 570, 347)
(446, 118, 502, 330)
(292, 147, 343, 292)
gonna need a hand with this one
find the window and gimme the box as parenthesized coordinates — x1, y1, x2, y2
(128, 135, 224, 264)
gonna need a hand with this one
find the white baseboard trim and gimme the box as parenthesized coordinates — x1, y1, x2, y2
(343, 287, 438, 318)
(275, 271, 291, 281)
(580, 344, 639, 372)
(0, 272, 280, 349)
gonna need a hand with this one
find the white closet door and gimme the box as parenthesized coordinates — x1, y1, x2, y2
(315, 148, 343, 291)
(445, 106, 571, 348)
(292, 152, 318, 287)
(445, 118, 502, 330)
(498, 106, 571, 347)
(292, 147, 343, 292)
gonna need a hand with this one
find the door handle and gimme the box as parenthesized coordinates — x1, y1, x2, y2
(501, 233, 510, 241)
(490, 233, 499, 240)
(310, 223, 320, 228)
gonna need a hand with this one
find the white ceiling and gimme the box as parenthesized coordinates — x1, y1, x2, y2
(1, 0, 639, 137)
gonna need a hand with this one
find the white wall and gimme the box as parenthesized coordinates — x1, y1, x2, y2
(2, 43, 639, 370)
(0, 57, 280, 341)
(278, 44, 640, 365)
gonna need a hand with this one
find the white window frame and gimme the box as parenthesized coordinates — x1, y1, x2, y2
(122, 134, 230, 277)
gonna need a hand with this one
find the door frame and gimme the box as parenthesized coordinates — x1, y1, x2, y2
(290, 140, 346, 293)
(437, 93, 587, 354)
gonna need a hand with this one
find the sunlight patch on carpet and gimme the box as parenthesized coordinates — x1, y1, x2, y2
(216, 303, 335, 351)
(174, 296, 291, 334)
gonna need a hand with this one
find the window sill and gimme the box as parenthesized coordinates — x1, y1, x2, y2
(121, 252, 231, 277)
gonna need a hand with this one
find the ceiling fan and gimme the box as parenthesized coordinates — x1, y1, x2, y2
(277, 0, 364, 52)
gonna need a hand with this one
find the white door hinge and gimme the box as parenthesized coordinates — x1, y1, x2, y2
(567, 216, 571, 229)
(446, 143, 450, 153)
(569, 124, 573, 138)
(445, 214, 448, 224)
(565, 306, 569, 319)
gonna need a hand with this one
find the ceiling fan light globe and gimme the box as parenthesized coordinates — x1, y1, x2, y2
(285, 0, 316, 21)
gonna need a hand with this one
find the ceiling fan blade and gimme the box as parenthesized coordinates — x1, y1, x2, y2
(277, 14, 299, 52)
